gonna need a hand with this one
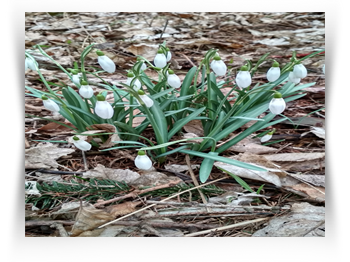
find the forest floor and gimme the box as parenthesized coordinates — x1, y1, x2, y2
(25, 12, 325, 237)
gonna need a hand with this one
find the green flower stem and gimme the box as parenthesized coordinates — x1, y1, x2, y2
(80, 43, 95, 82)
(129, 95, 134, 127)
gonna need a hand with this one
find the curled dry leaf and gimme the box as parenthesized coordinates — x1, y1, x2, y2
(89, 124, 121, 148)
(70, 203, 115, 237)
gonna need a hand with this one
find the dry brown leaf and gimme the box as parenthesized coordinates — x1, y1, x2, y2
(89, 124, 121, 148)
(38, 122, 75, 136)
(183, 120, 204, 136)
(83, 164, 140, 184)
(125, 43, 159, 60)
(291, 184, 325, 201)
(105, 201, 142, 217)
(70, 204, 115, 237)
(25, 142, 74, 169)
(226, 136, 278, 154)
(263, 153, 325, 172)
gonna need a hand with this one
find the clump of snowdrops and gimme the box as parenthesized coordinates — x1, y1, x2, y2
(25, 41, 324, 183)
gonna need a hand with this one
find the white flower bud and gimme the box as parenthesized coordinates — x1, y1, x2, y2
(73, 138, 92, 151)
(95, 101, 114, 119)
(166, 50, 172, 62)
(236, 70, 251, 88)
(126, 77, 142, 91)
(72, 74, 81, 87)
(210, 59, 227, 76)
(293, 64, 307, 78)
(266, 67, 281, 82)
(167, 73, 182, 88)
(97, 55, 116, 73)
(260, 134, 272, 143)
(139, 95, 154, 108)
(79, 84, 94, 99)
(154, 53, 167, 68)
(135, 152, 152, 170)
(288, 71, 301, 84)
(269, 94, 286, 115)
(25, 57, 38, 71)
(43, 99, 60, 112)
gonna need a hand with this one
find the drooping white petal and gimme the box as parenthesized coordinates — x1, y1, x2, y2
(43, 99, 60, 112)
(260, 134, 272, 143)
(167, 74, 182, 88)
(293, 64, 307, 78)
(73, 140, 92, 151)
(141, 62, 147, 71)
(210, 60, 227, 76)
(79, 85, 94, 99)
(154, 53, 167, 68)
(72, 74, 81, 87)
(26, 57, 38, 71)
(135, 155, 152, 170)
(269, 98, 286, 114)
(266, 67, 281, 82)
(166, 51, 172, 62)
(95, 101, 114, 119)
(126, 77, 142, 91)
(139, 95, 154, 108)
(288, 71, 301, 84)
(98, 55, 116, 73)
(236, 71, 252, 88)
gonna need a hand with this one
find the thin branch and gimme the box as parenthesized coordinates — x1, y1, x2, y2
(184, 217, 270, 237)
(98, 177, 226, 228)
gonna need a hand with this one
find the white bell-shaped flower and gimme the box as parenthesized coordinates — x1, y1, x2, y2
(72, 136, 92, 151)
(137, 90, 154, 108)
(322, 64, 325, 75)
(288, 71, 301, 84)
(135, 150, 152, 170)
(141, 62, 147, 71)
(167, 69, 182, 88)
(25, 57, 38, 71)
(79, 81, 94, 99)
(154, 50, 167, 69)
(96, 51, 116, 73)
(236, 66, 252, 88)
(269, 92, 286, 115)
(95, 94, 114, 119)
(293, 63, 307, 79)
(71, 71, 81, 87)
(266, 61, 281, 82)
(42, 95, 60, 112)
(166, 48, 172, 62)
(260, 129, 276, 143)
(210, 54, 227, 76)
(126, 72, 142, 91)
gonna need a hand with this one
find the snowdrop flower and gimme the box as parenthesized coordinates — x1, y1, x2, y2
(42, 95, 60, 112)
(266, 61, 281, 82)
(72, 136, 92, 151)
(79, 80, 94, 99)
(71, 70, 81, 87)
(96, 50, 116, 73)
(288, 71, 301, 84)
(322, 64, 325, 75)
(269, 92, 286, 115)
(236, 65, 252, 88)
(260, 129, 276, 143)
(210, 54, 227, 76)
(135, 150, 152, 170)
(25, 56, 38, 71)
(293, 63, 307, 79)
(137, 57, 147, 71)
(94, 94, 114, 119)
(137, 90, 154, 108)
(166, 47, 172, 62)
(126, 72, 141, 91)
(154, 50, 167, 69)
(167, 69, 182, 88)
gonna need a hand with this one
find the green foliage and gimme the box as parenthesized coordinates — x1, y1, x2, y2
(25, 42, 325, 184)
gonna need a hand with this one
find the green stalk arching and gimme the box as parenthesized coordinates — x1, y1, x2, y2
(80, 43, 96, 82)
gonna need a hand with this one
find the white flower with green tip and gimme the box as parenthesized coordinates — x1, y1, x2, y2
(154, 50, 167, 69)
(167, 69, 182, 88)
(135, 150, 152, 170)
(42, 95, 60, 112)
(236, 65, 251, 88)
(94, 94, 114, 119)
(79, 80, 94, 99)
(266, 61, 281, 82)
(96, 50, 116, 73)
(72, 136, 92, 151)
(269, 92, 286, 115)
(210, 54, 227, 76)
